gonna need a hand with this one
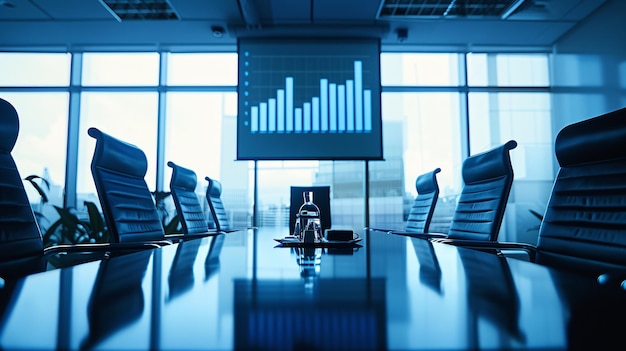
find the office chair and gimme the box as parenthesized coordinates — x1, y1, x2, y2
(367, 168, 441, 234)
(289, 186, 332, 236)
(205, 176, 252, 233)
(391, 140, 517, 243)
(167, 161, 217, 237)
(453, 108, 626, 278)
(88, 128, 173, 246)
(0, 98, 157, 279)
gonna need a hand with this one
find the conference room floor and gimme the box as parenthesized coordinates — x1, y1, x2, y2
(0, 227, 622, 350)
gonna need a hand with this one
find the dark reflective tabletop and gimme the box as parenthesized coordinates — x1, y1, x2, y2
(0, 228, 624, 350)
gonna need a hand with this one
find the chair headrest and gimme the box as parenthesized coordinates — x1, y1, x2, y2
(0, 98, 19, 153)
(462, 140, 517, 184)
(167, 161, 197, 190)
(555, 107, 626, 167)
(205, 177, 222, 197)
(88, 127, 147, 178)
(415, 168, 441, 194)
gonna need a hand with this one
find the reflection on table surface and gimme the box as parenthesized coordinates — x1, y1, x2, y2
(0, 228, 624, 350)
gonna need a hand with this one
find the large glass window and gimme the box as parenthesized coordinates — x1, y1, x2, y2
(469, 92, 552, 174)
(467, 53, 549, 86)
(76, 92, 159, 205)
(164, 92, 240, 225)
(0, 53, 70, 86)
(254, 160, 366, 230)
(164, 92, 236, 186)
(381, 53, 459, 86)
(167, 53, 238, 86)
(377, 92, 463, 232)
(82, 53, 160, 86)
(0, 93, 69, 209)
(0, 49, 553, 242)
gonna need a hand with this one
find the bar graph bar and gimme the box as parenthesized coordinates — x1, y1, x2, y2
(246, 60, 372, 134)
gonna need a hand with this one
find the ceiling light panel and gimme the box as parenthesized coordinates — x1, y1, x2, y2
(99, 0, 179, 21)
(378, 0, 526, 18)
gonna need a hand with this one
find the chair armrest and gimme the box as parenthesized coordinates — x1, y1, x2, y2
(174, 230, 225, 239)
(44, 242, 161, 255)
(434, 239, 538, 261)
(220, 227, 256, 234)
(387, 230, 448, 239)
(364, 227, 394, 233)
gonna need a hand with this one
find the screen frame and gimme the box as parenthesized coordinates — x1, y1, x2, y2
(236, 37, 383, 161)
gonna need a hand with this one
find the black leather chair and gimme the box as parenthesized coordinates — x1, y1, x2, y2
(455, 108, 626, 278)
(0, 99, 155, 279)
(289, 186, 332, 236)
(167, 161, 217, 237)
(88, 128, 173, 246)
(392, 141, 517, 243)
(0, 97, 48, 277)
(367, 168, 441, 234)
(205, 176, 252, 233)
(444, 139, 517, 241)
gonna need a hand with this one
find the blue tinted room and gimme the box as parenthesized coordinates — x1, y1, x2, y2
(0, 0, 625, 349)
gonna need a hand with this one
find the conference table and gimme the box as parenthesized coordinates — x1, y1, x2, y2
(0, 227, 623, 350)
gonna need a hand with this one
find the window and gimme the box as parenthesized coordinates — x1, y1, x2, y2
(0, 93, 69, 207)
(469, 92, 553, 180)
(377, 92, 463, 232)
(467, 53, 549, 86)
(0, 49, 553, 242)
(82, 53, 159, 86)
(167, 53, 237, 86)
(77, 92, 159, 203)
(0, 53, 70, 86)
(381, 53, 459, 86)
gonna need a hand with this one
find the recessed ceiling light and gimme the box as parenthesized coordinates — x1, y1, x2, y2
(378, 0, 525, 19)
(99, 0, 179, 21)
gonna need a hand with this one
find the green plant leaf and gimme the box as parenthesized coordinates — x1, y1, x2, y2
(84, 201, 105, 234)
(164, 215, 180, 235)
(529, 209, 544, 221)
(24, 175, 50, 203)
(152, 191, 171, 203)
(43, 220, 64, 247)
(52, 206, 81, 244)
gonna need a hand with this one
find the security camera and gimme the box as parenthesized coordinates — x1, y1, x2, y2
(211, 26, 225, 38)
(396, 28, 408, 42)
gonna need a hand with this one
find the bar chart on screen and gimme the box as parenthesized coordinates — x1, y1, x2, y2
(236, 38, 383, 160)
(243, 57, 372, 134)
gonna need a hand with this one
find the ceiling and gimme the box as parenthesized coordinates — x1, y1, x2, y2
(0, 0, 610, 50)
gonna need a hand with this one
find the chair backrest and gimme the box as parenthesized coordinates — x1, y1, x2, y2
(205, 177, 231, 231)
(167, 161, 210, 235)
(447, 140, 517, 241)
(536, 107, 626, 274)
(88, 128, 165, 244)
(405, 168, 441, 233)
(0, 98, 45, 264)
(289, 186, 332, 235)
